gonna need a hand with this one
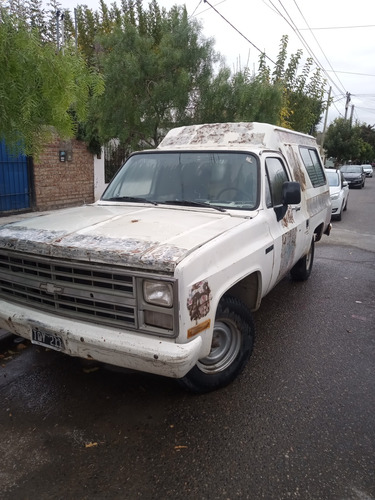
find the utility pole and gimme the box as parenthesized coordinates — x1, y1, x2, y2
(350, 104, 355, 126)
(344, 92, 351, 120)
(321, 86, 331, 150)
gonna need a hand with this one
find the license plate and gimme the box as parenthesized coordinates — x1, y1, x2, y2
(31, 327, 65, 351)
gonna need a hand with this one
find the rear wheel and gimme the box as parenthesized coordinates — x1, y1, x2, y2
(178, 296, 255, 393)
(290, 237, 315, 281)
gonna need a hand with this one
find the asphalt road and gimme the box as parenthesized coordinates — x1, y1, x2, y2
(0, 178, 374, 500)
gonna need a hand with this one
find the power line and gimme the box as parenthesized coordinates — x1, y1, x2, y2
(266, 0, 346, 97)
(266, 0, 359, 121)
(202, 0, 277, 65)
(290, 0, 347, 94)
(323, 70, 375, 78)
(190, 0, 204, 19)
(197, 0, 373, 124)
(299, 24, 375, 31)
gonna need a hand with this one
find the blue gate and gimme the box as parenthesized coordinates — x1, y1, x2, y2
(0, 140, 31, 211)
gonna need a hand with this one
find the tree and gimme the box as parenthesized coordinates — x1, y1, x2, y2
(358, 124, 375, 162)
(195, 62, 284, 125)
(93, 4, 218, 150)
(200, 36, 327, 134)
(0, 9, 104, 157)
(324, 118, 361, 163)
(268, 36, 327, 133)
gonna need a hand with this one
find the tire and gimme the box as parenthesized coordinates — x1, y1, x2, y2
(178, 296, 255, 394)
(290, 237, 315, 281)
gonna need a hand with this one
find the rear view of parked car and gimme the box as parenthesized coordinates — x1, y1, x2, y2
(340, 165, 366, 188)
(325, 169, 349, 220)
(361, 164, 373, 177)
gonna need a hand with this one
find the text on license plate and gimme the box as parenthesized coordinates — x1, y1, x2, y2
(31, 327, 65, 351)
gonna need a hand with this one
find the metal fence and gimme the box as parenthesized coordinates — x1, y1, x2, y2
(104, 141, 129, 184)
(0, 140, 31, 212)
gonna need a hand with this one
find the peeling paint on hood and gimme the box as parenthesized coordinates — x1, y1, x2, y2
(0, 204, 247, 272)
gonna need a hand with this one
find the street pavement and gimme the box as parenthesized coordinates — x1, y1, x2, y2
(0, 183, 374, 499)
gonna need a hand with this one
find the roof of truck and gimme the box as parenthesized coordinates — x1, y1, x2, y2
(157, 122, 317, 151)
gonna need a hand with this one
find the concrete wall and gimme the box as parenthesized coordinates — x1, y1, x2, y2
(94, 149, 107, 200)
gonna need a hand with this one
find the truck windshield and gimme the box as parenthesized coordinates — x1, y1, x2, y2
(102, 151, 259, 210)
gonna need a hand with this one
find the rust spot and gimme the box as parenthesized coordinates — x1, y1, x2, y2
(278, 228, 297, 280)
(131, 219, 139, 223)
(281, 206, 295, 228)
(187, 280, 211, 321)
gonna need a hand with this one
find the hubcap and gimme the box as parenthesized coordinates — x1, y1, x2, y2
(197, 319, 241, 374)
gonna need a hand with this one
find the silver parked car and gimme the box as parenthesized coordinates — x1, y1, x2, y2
(361, 164, 373, 177)
(325, 169, 349, 220)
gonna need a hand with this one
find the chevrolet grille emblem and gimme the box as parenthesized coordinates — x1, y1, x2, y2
(39, 282, 63, 294)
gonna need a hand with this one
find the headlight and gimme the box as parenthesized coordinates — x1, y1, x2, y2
(143, 280, 173, 307)
(331, 193, 340, 200)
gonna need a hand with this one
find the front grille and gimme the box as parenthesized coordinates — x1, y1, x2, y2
(0, 250, 137, 329)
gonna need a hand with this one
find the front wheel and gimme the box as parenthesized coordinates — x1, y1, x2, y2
(290, 237, 315, 281)
(178, 296, 255, 393)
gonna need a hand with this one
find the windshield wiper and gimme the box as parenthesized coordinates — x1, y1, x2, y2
(106, 196, 158, 205)
(162, 200, 226, 212)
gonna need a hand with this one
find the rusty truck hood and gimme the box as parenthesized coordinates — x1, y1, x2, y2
(0, 204, 250, 272)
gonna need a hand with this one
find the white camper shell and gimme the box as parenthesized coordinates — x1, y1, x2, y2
(0, 122, 331, 393)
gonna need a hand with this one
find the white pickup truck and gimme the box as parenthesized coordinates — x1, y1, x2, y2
(0, 122, 331, 393)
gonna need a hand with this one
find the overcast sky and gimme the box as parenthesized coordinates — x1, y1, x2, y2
(56, 0, 375, 130)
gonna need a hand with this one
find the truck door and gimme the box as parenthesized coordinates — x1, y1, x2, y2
(262, 155, 309, 293)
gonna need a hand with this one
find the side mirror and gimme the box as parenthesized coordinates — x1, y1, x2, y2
(282, 181, 301, 205)
(343, 181, 348, 187)
(274, 181, 301, 221)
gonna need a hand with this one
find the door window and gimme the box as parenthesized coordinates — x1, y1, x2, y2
(265, 157, 289, 208)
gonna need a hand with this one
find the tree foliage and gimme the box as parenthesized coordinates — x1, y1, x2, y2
(263, 35, 327, 134)
(193, 36, 326, 135)
(94, 3, 218, 150)
(324, 118, 375, 164)
(0, 7, 104, 157)
(1, 0, 332, 158)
